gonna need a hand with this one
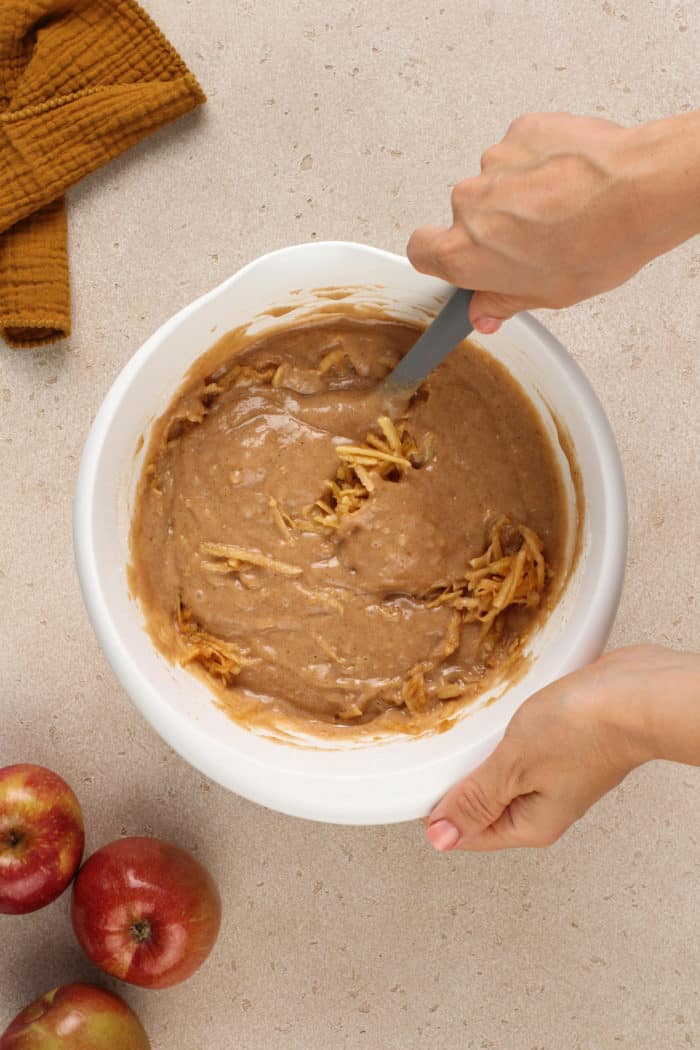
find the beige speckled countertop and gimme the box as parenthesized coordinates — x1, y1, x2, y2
(1, 2, 699, 1047)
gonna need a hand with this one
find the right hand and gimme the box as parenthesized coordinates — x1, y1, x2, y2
(407, 112, 682, 333)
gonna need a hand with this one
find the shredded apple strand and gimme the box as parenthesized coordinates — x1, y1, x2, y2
(423, 516, 547, 636)
(180, 348, 430, 535)
(307, 415, 431, 530)
(165, 360, 549, 717)
(176, 599, 256, 687)
(199, 542, 303, 577)
(181, 512, 546, 713)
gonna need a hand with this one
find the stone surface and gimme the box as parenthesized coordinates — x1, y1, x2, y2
(1, 2, 698, 1047)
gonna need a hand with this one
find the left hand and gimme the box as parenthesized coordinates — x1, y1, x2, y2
(425, 646, 676, 852)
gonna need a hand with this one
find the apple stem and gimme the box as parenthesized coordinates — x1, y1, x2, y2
(131, 919, 152, 943)
(8, 829, 21, 847)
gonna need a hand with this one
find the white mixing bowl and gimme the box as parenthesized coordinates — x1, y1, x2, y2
(74, 241, 627, 824)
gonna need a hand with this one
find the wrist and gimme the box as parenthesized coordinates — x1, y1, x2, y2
(590, 646, 700, 771)
(588, 663, 657, 774)
(636, 648, 700, 766)
(622, 112, 700, 252)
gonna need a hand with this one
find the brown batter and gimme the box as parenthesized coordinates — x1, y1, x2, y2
(129, 313, 567, 737)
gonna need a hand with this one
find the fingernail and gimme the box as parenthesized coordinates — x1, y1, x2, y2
(427, 819, 460, 852)
(473, 316, 501, 335)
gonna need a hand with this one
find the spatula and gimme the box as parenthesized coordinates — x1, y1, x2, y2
(383, 287, 474, 392)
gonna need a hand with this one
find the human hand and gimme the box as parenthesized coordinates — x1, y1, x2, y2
(408, 111, 700, 333)
(426, 645, 700, 852)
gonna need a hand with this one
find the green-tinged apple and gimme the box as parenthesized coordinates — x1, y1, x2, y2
(71, 836, 221, 988)
(0, 764, 84, 915)
(0, 982, 150, 1049)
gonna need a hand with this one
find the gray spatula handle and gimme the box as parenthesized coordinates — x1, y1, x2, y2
(383, 287, 474, 391)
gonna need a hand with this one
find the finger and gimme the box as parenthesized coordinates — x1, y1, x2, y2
(448, 792, 569, 852)
(406, 224, 464, 281)
(449, 175, 482, 217)
(426, 737, 521, 851)
(479, 142, 527, 173)
(469, 289, 531, 334)
(410, 179, 482, 275)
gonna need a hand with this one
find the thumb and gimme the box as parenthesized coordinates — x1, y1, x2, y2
(427, 737, 522, 852)
(469, 290, 528, 334)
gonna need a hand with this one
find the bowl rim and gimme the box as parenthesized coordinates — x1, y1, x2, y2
(73, 241, 627, 819)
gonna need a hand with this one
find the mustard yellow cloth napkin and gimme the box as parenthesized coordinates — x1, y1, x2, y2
(0, 0, 205, 347)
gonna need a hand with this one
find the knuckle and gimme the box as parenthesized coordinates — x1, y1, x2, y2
(433, 234, 464, 277)
(434, 234, 455, 262)
(406, 229, 435, 271)
(507, 111, 542, 137)
(507, 113, 529, 135)
(496, 742, 529, 799)
(504, 751, 528, 796)
(439, 255, 465, 284)
(449, 183, 463, 212)
(480, 146, 501, 171)
(405, 236, 423, 268)
(450, 179, 475, 214)
(465, 212, 498, 249)
(454, 779, 500, 828)
(466, 217, 485, 248)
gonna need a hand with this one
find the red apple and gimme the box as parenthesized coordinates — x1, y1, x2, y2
(0, 982, 149, 1049)
(71, 836, 221, 988)
(0, 764, 85, 915)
